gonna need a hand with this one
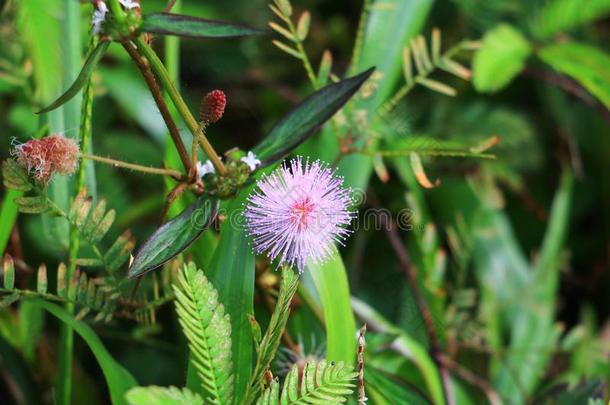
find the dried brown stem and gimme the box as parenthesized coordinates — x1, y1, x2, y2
(438, 353, 502, 405)
(523, 66, 610, 126)
(372, 195, 455, 405)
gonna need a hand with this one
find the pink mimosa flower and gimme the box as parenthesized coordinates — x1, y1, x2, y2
(244, 157, 353, 272)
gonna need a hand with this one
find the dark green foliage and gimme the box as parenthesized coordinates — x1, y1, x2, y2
(37, 41, 110, 113)
(140, 13, 262, 38)
(128, 196, 219, 278)
(252, 68, 374, 167)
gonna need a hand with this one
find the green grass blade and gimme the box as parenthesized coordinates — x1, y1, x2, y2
(33, 300, 138, 405)
(206, 192, 255, 403)
(306, 248, 356, 363)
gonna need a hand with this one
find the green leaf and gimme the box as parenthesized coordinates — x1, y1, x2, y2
(473, 24, 531, 93)
(173, 263, 234, 404)
(2, 255, 15, 290)
(534, 170, 574, 277)
(128, 196, 219, 278)
(531, 0, 610, 39)
(104, 230, 136, 274)
(296, 11, 311, 41)
(246, 267, 299, 403)
(316, 50, 333, 88)
(14, 196, 50, 214)
(126, 386, 203, 405)
(33, 300, 138, 405)
(140, 13, 262, 39)
(253, 68, 374, 167)
(337, 0, 434, 191)
(2, 159, 32, 191)
(538, 42, 610, 108)
(366, 366, 431, 405)
(205, 192, 255, 402)
(257, 360, 357, 405)
(37, 40, 109, 114)
(306, 248, 356, 363)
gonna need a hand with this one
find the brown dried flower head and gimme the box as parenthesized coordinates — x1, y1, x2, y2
(12, 135, 80, 184)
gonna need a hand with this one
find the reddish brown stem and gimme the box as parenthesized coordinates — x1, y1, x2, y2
(122, 41, 191, 172)
(372, 195, 455, 405)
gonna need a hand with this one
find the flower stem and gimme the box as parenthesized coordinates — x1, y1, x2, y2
(133, 38, 228, 176)
(107, 0, 126, 24)
(285, 19, 317, 89)
(122, 40, 191, 172)
(81, 153, 183, 179)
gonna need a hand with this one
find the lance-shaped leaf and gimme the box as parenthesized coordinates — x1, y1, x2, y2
(253, 68, 374, 167)
(140, 13, 262, 38)
(37, 41, 110, 114)
(128, 196, 219, 278)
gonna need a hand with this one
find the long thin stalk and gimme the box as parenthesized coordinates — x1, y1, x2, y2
(133, 38, 228, 176)
(81, 153, 183, 179)
(372, 195, 455, 405)
(57, 1, 83, 403)
(122, 41, 191, 172)
(349, 0, 371, 74)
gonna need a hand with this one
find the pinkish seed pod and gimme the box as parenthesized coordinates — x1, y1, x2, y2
(200, 90, 226, 124)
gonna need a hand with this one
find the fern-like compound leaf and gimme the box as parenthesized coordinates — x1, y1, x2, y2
(246, 267, 299, 403)
(173, 262, 234, 404)
(125, 385, 203, 405)
(257, 360, 357, 404)
(2, 159, 32, 191)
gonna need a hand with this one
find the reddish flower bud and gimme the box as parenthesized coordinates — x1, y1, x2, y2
(200, 90, 226, 124)
(12, 135, 80, 184)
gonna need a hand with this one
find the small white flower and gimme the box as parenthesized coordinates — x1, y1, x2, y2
(119, 0, 140, 9)
(91, 1, 108, 34)
(196, 160, 215, 178)
(240, 151, 261, 171)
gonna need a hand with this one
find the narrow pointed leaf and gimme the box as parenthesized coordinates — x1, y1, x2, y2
(305, 248, 356, 363)
(253, 68, 374, 167)
(140, 13, 262, 38)
(125, 386, 203, 405)
(316, 50, 333, 87)
(37, 41, 109, 113)
(272, 40, 301, 59)
(33, 300, 138, 405)
(128, 196, 218, 278)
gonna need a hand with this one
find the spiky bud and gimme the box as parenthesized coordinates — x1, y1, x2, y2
(200, 90, 226, 124)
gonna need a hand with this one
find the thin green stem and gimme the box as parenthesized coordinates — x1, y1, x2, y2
(349, 0, 371, 74)
(122, 41, 191, 172)
(286, 19, 317, 88)
(133, 38, 227, 176)
(56, 2, 83, 403)
(377, 41, 470, 119)
(107, 0, 126, 24)
(81, 153, 183, 179)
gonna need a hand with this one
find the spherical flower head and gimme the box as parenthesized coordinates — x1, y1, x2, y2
(43, 135, 80, 175)
(244, 157, 353, 273)
(200, 90, 226, 124)
(12, 139, 52, 183)
(12, 135, 80, 184)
